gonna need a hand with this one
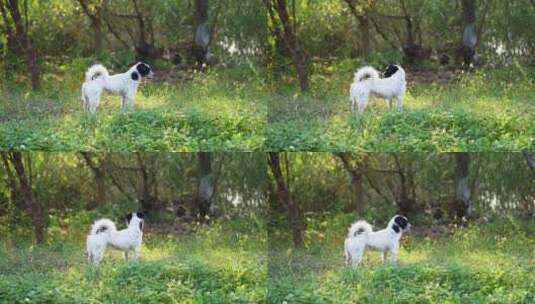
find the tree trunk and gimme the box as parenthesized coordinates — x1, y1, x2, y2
(461, 0, 477, 65)
(268, 153, 304, 248)
(341, 0, 371, 56)
(522, 151, 535, 177)
(197, 152, 214, 219)
(264, 0, 309, 92)
(77, 0, 104, 52)
(359, 14, 371, 56)
(80, 152, 107, 206)
(454, 153, 474, 219)
(193, 0, 210, 65)
(4, 152, 46, 243)
(5, 0, 40, 90)
(336, 153, 366, 213)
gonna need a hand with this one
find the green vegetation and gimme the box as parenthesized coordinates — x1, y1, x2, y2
(0, 216, 266, 303)
(268, 214, 535, 303)
(0, 62, 266, 151)
(267, 62, 535, 151)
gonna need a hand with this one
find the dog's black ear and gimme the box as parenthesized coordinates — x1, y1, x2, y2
(392, 224, 400, 233)
(384, 64, 399, 78)
(125, 213, 133, 224)
(394, 216, 408, 229)
(131, 72, 139, 80)
(136, 62, 151, 77)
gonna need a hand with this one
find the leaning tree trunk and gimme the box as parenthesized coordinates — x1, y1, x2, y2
(197, 152, 215, 219)
(80, 152, 107, 206)
(454, 153, 474, 219)
(336, 153, 366, 213)
(461, 0, 477, 65)
(5, 0, 40, 90)
(7, 152, 46, 243)
(264, 0, 309, 92)
(342, 0, 371, 57)
(268, 153, 304, 248)
(522, 151, 535, 176)
(193, 0, 210, 66)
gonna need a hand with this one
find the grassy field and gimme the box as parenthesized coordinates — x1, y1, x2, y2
(0, 60, 266, 151)
(0, 216, 266, 303)
(268, 215, 535, 303)
(267, 62, 535, 151)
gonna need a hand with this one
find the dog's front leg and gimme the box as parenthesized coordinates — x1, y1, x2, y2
(124, 251, 129, 261)
(382, 252, 387, 264)
(134, 247, 140, 260)
(390, 247, 398, 264)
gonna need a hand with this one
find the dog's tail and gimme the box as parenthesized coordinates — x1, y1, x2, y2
(90, 218, 117, 235)
(348, 220, 373, 238)
(85, 64, 109, 82)
(354, 66, 380, 82)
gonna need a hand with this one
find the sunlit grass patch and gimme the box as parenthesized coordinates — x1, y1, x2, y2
(0, 219, 267, 303)
(0, 65, 267, 151)
(267, 67, 535, 151)
(268, 217, 535, 303)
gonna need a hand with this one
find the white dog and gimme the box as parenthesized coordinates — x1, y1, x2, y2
(344, 215, 410, 268)
(350, 64, 406, 113)
(86, 212, 145, 265)
(81, 62, 154, 113)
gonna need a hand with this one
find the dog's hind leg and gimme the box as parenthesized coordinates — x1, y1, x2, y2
(357, 93, 369, 114)
(124, 251, 129, 261)
(382, 252, 387, 264)
(395, 95, 403, 110)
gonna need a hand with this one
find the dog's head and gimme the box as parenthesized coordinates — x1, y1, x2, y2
(383, 64, 400, 78)
(125, 212, 145, 231)
(131, 62, 154, 81)
(390, 215, 410, 233)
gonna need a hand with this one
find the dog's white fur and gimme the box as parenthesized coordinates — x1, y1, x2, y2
(344, 215, 410, 268)
(86, 212, 144, 265)
(81, 62, 153, 113)
(350, 65, 406, 113)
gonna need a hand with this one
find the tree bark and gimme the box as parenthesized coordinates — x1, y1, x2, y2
(393, 155, 412, 215)
(342, 0, 371, 56)
(77, 0, 104, 52)
(264, 0, 309, 92)
(522, 151, 535, 177)
(80, 152, 107, 206)
(268, 153, 304, 248)
(197, 152, 214, 219)
(3, 0, 40, 90)
(461, 0, 477, 65)
(2, 152, 46, 243)
(193, 0, 210, 65)
(454, 153, 474, 219)
(335, 153, 366, 213)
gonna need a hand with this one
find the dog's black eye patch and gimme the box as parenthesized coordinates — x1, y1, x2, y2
(394, 216, 408, 229)
(136, 62, 151, 77)
(137, 212, 144, 219)
(384, 64, 399, 78)
(96, 226, 107, 233)
(131, 72, 139, 80)
(125, 213, 133, 224)
(392, 224, 400, 233)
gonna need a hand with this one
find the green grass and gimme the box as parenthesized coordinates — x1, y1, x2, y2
(0, 63, 267, 151)
(0, 219, 267, 303)
(267, 65, 535, 151)
(268, 216, 535, 303)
